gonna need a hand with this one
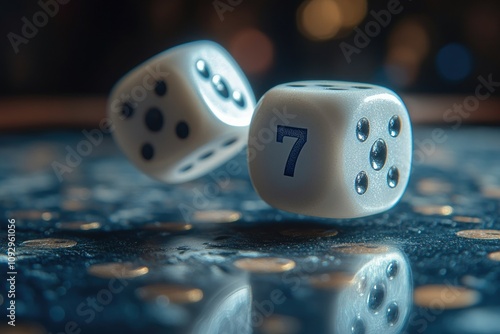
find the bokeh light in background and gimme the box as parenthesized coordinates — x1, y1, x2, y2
(335, 0, 367, 29)
(384, 18, 430, 87)
(229, 28, 274, 75)
(149, 0, 184, 33)
(297, 0, 367, 40)
(0, 0, 499, 96)
(464, 2, 500, 62)
(297, 0, 342, 41)
(436, 43, 473, 82)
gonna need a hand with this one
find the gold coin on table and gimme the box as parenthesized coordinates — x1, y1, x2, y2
(87, 262, 149, 279)
(56, 221, 101, 231)
(331, 243, 389, 254)
(414, 285, 480, 309)
(136, 284, 203, 304)
(0, 323, 47, 334)
(233, 257, 296, 273)
(413, 205, 453, 216)
(309, 272, 353, 290)
(21, 238, 77, 249)
(7, 210, 58, 221)
(487, 251, 500, 261)
(143, 221, 192, 231)
(261, 314, 301, 334)
(456, 229, 500, 240)
(452, 216, 482, 224)
(192, 210, 242, 223)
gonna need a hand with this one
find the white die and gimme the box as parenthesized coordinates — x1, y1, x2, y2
(248, 81, 412, 218)
(108, 41, 255, 183)
(332, 245, 412, 334)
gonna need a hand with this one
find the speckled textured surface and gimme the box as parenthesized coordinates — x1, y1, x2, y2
(1, 126, 500, 334)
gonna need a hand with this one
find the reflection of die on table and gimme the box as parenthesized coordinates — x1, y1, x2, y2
(108, 41, 255, 183)
(248, 81, 412, 218)
(327, 244, 413, 334)
(191, 276, 252, 334)
(136, 263, 251, 334)
(242, 244, 412, 334)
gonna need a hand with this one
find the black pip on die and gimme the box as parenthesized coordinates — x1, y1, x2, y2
(248, 81, 412, 218)
(108, 41, 256, 183)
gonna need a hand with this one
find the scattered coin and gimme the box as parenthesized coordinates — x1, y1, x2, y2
(192, 210, 242, 223)
(143, 221, 192, 231)
(309, 272, 353, 289)
(7, 210, 58, 221)
(87, 262, 149, 279)
(234, 257, 296, 273)
(136, 284, 203, 304)
(413, 205, 453, 215)
(61, 200, 88, 211)
(417, 179, 453, 195)
(261, 314, 301, 334)
(482, 187, 500, 199)
(56, 221, 101, 231)
(0, 323, 47, 334)
(487, 251, 500, 261)
(21, 238, 77, 249)
(414, 285, 480, 309)
(331, 243, 389, 254)
(453, 216, 482, 224)
(456, 229, 500, 240)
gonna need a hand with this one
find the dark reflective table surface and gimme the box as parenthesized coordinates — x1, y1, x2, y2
(1, 126, 500, 334)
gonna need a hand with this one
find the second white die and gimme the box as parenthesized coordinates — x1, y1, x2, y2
(248, 81, 412, 218)
(108, 41, 255, 183)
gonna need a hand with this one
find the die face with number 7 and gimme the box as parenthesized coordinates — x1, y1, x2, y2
(248, 81, 412, 219)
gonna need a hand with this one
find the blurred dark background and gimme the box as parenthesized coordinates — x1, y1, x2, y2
(1, 0, 500, 99)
